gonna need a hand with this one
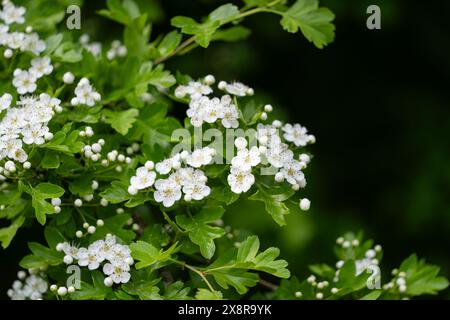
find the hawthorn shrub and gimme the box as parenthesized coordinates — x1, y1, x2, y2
(0, 0, 448, 300)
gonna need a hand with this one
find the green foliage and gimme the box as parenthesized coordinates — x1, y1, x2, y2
(0, 0, 445, 302)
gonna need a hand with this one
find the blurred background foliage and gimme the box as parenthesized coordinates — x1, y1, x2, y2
(1, 0, 449, 298)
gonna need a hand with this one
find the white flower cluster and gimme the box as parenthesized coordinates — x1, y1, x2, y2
(218, 80, 254, 97)
(81, 137, 106, 162)
(256, 123, 312, 190)
(0, 93, 61, 164)
(335, 236, 382, 281)
(128, 147, 214, 207)
(106, 40, 127, 60)
(385, 270, 408, 293)
(56, 234, 133, 286)
(175, 76, 241, 128)
(71, 77, 101, 107)
(7, 270, 48, 300)
(0, 1, 46, 56)
(79, 33, 102, 57)
(12, 57, 53, 94)
(227, 137, 260, 194)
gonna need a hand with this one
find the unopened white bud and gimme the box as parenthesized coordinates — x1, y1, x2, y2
(260, 112, 268, 121)
(57, 287, 68, 296)
(264, 104, 273, 112)
(4, 48, 13, 58)
(145, 161, 154, 170)
(23, 161, 31, 169)
(87, 226, 96, 234)
(299, 198, 310, 211)
(234, 137, 247, 150)
(62, 72, 75, 84)
(74, 199, 83, 207)
(75, 230, 83, 238)
(204, 74, 215, 85)
(96, 219, 104, 227)
(63, 255, 73, 265)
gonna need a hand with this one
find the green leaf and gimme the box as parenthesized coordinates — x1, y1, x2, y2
(157, 30, 182, 57)
(248, 187, 292, 226)
(130, 241, 178, 269)
(175, 206, 225, 259)
(212, 26, 251, 42)
(195, 288, 223, 300)
(280, 0, 335, 49)
(40, 150, 60, 169)
(138, 63, 176, 88)
(0, 216, 25, 249)
(171, 16, 221, 48)
(99, 181, 130, 204)
(205, 236, 290, 294)
(209, 4, 240, 23)
(244, 0, 272, 7)
(360, 290, 382, 300)
(103, 108, 139, 135)
(20, 182, 65, 225)
(309, 263, 335, 279)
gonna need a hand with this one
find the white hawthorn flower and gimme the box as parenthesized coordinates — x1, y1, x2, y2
(0, 93, 12, 111)
(0, 3, 26, 25)
(282, 123, 310, 147)
(72, 78, 101, 106)
(29, 57, 53, 78)
(186, 147, 213, 168)
(231, 146, 261, 171)
(280, 160, 305, 185)
(130, 167, 156, 190)
(227, 167, 255, 194)
(103, 261, 131, 284)
(218, 81, 253, 96)
(182, 182, 211, 201)
(154, 179, 182, 207)
(76, 248, 103, 270)
(12, 69, 37, 94)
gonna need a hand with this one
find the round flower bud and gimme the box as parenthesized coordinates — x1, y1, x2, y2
(234, 137, 247, 150)
(63, 255, 73, 265)
(294, 291, 302, 298)
(87, 226, 96, 234)
(55, 105, 63, 113)
(54, 206, 61, 214)
(74, 199, 83, 207)
(246, 88, 254, 95)
(117, 154, 125, 162)
(96, 219, 104, 227)
(172, 161, 181, 170)
(83, 222, 89, 229)
(17, 271, 26, 279)
(50, 284, 57, 292)
(79, 131, 86, 137)
(125, 257, 134, 265)
(91, 180, 99, 190)
(145, 161, 154, 170)
(104, 277, 113, 287)
(316, 293, 324, 300)
(398, 271, 406, 278)
(365, 249, 376, 258)
(352, 239, 360, 247)
(116, 208, 124, 214)
(51, 198, 61, 206)
(272, 120, 282, 128)
(336, 260, 344, 269)
(336, 237, 344, 244)
(56, 243, 64, 252)
(68, 286, 75, 293)
(57, 287, 68, 296)
(374, 244, 382, 252)
(4, 48, 13, 59)
(23, 161, 31, 169)
(184, 194, 192, 202)
(75, 230, 83, 238)
(299, 198, 310, 211)
(204, 74, 215, 85)
(44, 132, 54, 140)
(62, 72, 75, 84)
(299, 153, 311, 163)
(126, 147, 133, 155)
(128, 186, 138, 195)
(331, 288, 339, 294)
(308, 135, 316, 144)
(274, 172, 284, 182)
(264, 104, 273, 112)
(307, 275, 316, 283)
(100, 198, 109, 207)
(132, 223, 139, 231)
(91, 143, 102, 153)
(260, 112, 268, 120)
(342, 241, 351, 248)
(83, 194, 94, 202)
(218, 81, 227, 90)
(291, 184, 300, 191)
(90, 154, 99, 162)
(399, 285, 407, 293)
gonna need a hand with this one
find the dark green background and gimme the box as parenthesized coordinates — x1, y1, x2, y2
(1, 0, 449, 299)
